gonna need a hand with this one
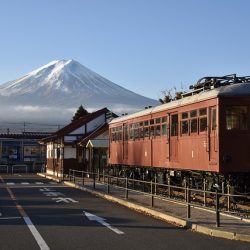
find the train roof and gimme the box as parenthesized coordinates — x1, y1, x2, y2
(110, 81, 250, 124)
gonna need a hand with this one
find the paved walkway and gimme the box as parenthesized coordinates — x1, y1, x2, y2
(38, 173, 250, 243)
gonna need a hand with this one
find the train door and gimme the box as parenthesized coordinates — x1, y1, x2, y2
(209, 106, 218, 162)
(169, 113, 179, 162)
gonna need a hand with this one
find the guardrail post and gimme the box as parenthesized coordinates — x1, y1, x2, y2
(143, 173, 145, 192)
(222, 181, 225, 194)
(227, 183, 230, 211)
(73, 170, 76, 183)
(187, 185, 191, 219)
(125, 177, 128, 199)
(82, 171, 84, 185)
(151, 180, 154, 207)
(215, 190, 220, 227)
(103, 169, 105, 184)
(203, 179, 206, 207)
(107, 176, 110, 194)
(168, 176, 171, 198)
(98, 168, 100, 181)
(184, 178, 187, 201)
(154, 175, 157, 195)
(93, 172, 96, 189)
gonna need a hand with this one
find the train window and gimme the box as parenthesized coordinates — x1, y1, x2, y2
(212, 109, 216, 130)
(155, 118, 161, 124)
(140, 127, 144, 138)
(190, 110, 197, 118)
(124, 126, 129, 140)
(199, 108, 207, 116)
(144, 127, 149, 138)
(150, 119, 154, 125)
(171, 114, 178, 136)
(162, 124, 167, 135)
(181, 120, 189, 134)
(150, 126, 154, 138)
(182, 112, 188, 119)
(199, 117, 207, 132)
(139, 122, 143, 127)
(190, 119, 198, 133)
(144, 120, 149, 126)
(155, 125, 161, 136)
(162, 117, 167, 123)
(226, 106, 248, 130)
(129, 125, 134, 139)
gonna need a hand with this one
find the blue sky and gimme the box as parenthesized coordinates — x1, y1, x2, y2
(0, 0, 250, 100)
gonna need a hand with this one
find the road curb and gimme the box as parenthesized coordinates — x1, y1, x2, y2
(64, 181, 187, 228)
(38, 174, 250, 243)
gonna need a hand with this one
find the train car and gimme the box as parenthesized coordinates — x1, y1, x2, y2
(108, 75, 250, 192)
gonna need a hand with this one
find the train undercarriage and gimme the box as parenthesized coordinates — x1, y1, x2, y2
(107, 164, 250, 197)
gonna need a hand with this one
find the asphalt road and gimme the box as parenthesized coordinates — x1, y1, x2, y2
(0, 174, 249, 250)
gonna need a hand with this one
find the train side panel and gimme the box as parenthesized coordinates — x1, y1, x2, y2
(219, 96, 250, 173)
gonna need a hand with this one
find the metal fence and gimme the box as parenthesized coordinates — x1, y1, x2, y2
(68, 169, 250, 227)
(0, 162, 45, 173)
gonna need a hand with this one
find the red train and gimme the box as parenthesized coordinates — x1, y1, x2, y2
(108, 75, 250, 193)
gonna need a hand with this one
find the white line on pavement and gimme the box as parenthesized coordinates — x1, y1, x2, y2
(23, 216, 50, 250)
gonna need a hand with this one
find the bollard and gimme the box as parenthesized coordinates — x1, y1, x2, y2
(215, 190, 220, 227)
(125, 177, 128, 199)
(151, 180, 154, 207)
(98, 168, 100, 181)
(187, 186, 191, 219)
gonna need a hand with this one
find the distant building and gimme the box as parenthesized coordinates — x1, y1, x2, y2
(41, 108, 116, 177)
(0, 132, 50, 169)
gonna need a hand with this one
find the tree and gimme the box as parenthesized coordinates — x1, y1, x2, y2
(159, 87, 184, 104)
(72, 105, 89, 121)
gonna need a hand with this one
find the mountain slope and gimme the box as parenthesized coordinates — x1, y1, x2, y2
(0, 60, 159, 123)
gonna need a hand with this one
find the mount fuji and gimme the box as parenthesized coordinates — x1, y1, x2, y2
(0, 59, 159, 124)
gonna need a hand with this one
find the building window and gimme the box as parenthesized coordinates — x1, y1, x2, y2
(226, 106, 248, 130)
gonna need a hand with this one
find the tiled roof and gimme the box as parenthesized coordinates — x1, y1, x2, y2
(0, 132, 52, 139)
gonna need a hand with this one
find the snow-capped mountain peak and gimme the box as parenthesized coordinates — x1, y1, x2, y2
(0, 59, 159, 123)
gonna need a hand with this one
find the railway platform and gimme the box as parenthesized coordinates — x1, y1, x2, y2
(38, 173, 250, 243)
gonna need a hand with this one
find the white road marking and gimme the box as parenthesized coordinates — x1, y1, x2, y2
(35, 182, 44, 185)
(6, 182, 15, 185)
(43, 192, 65, 197)
(48, 182, 58, 184)
(0, 216, 22, 220)
(23, 216, 50, 250)
(84, 211, 124, 235)
(21, 182, 30, 185)
(52, 197, 78, 203)
(5, 186, 50, 250)
(39, 188, 56, 192)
